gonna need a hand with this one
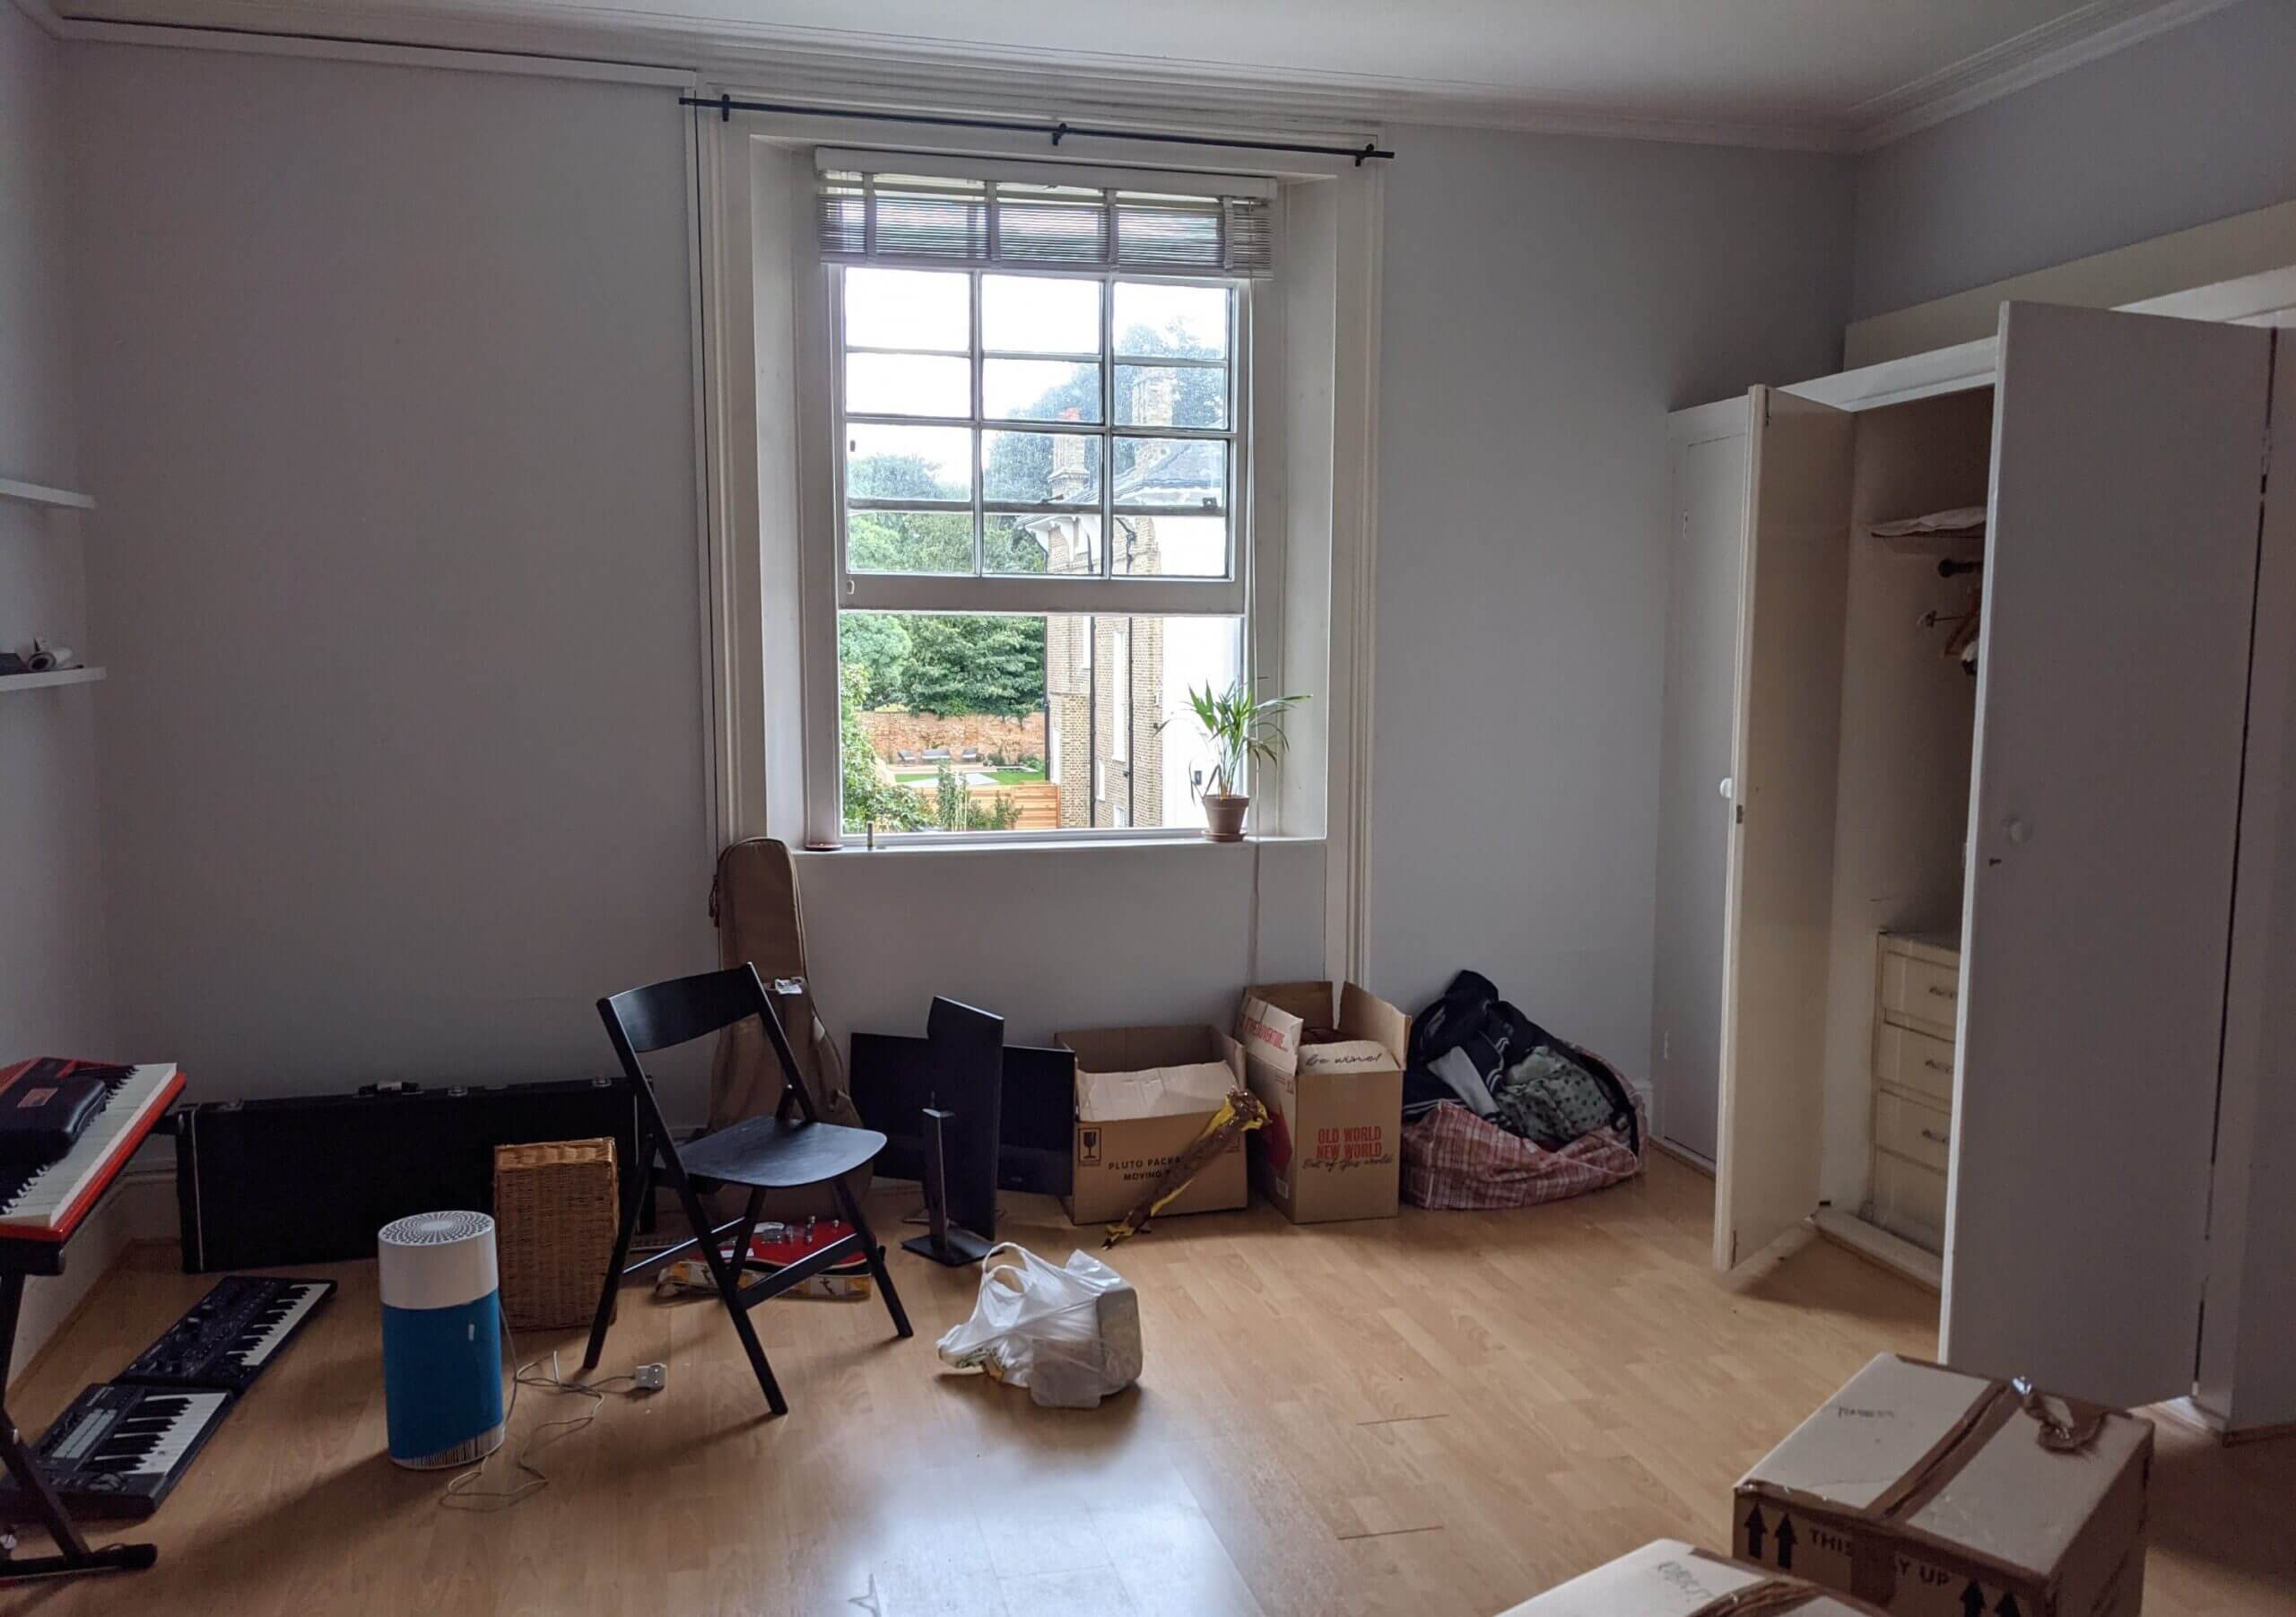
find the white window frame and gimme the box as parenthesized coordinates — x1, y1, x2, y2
(695, 105, 1386, 978)
(832, 262, 1253, 620)
(810, 177, 1264, 847)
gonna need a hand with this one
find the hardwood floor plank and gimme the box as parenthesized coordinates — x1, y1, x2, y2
(2, 1158, 2288, 1615)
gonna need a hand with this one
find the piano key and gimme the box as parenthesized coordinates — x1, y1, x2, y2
(118, 1276, 335, 1394)
(0, 1065, 183, 1239)
(238, 1283, 329, 1368)
(2, 1385, 233, 1524)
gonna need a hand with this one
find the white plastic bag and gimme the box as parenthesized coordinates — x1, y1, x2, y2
(935, 1243, 1142, 1408)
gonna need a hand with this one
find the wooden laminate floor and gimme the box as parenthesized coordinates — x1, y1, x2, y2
(7, 1156, 2292, 1615)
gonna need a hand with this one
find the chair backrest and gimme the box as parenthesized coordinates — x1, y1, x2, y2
(599, 965, 812, 1122)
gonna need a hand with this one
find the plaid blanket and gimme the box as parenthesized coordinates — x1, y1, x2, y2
(1401, 1082, 1647, 1211)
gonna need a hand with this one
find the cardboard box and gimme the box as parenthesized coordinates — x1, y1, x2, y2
(1235, 981, 1408, 1222)
(1057, 1025, 1249, 1225)
(1496, 1539, 1891, 1615)
(1734, 1354, 2153, 1617)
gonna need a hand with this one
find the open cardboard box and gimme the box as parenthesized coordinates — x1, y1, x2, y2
(1235, 980, 1408, 1222)
(1057, 1025, 1249, 1225)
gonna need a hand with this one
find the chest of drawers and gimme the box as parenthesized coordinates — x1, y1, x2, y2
(1868, 931, 1960, 1252)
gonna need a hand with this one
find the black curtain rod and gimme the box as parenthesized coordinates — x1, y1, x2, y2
(681, 93, 1395, 164)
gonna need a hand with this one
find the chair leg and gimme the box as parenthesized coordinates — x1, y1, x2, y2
(729, 1186, 767, 1269)
(832, 1175, 914, 1340)
(669, 1169, 787, 1417)
(584, 1152, 652, 1372)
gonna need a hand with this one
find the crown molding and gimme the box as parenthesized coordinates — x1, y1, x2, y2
(35, 0, 2242, 155)
(1848, 0, 2247, 149)
(40, 0, 1854, 148)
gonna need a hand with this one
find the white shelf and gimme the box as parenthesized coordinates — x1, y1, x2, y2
(0, 477, 94, 512)
(0, 666, 107, 692)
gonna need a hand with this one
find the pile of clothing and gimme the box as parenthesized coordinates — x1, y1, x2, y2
(1400, 969, 1646, 1210)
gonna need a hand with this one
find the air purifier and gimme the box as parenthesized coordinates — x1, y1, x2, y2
(378, 1209, 506, 1469)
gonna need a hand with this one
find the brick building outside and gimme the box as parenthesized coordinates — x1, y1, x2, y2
(1025, 379, 1232, 831)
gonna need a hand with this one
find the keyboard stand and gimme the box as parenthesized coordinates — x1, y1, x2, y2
(0, 1262, 157, 1583)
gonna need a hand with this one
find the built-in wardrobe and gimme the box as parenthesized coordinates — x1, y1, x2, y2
(1650, 282, 2296, 1428)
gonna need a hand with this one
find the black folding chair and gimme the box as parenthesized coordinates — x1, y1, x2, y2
(582, 964, 912, 1416)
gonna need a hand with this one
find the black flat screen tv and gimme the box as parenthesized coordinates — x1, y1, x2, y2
(850, 1033, 1074, 1199)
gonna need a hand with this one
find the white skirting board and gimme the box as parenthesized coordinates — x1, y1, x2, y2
(1809, 1206, 1943, 1292)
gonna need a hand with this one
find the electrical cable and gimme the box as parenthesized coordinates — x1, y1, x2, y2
(438, 1309, 649, 1513)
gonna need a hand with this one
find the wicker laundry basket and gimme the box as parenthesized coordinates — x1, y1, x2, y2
(492, 1137, 619, 1332)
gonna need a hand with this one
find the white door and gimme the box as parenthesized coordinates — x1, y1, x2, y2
(1713, 388, 1857, 1271)
(1943, 303, 2274, 1407)
(1652, 423, 1752, 1163)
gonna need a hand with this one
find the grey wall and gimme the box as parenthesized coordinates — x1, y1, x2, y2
(0, 7, 112, 1064)
(1851, 0, 2296, 320)
(66, 47, 718, 1113)
(1370, 124, 1852, 1067)
(797, 839, 1326, 1053)
(55, 46, 1857, 1122)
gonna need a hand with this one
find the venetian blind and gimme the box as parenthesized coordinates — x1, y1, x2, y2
(815, 154, 1274, 279)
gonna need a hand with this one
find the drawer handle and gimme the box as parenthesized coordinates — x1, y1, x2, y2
(1922, 1058, 1952, 1074)
(1920, 1127, 1950, 1146)
(1926, 984, 1957, 999)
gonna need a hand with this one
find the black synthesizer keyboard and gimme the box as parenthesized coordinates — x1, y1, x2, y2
(0, 1385, 232, 1523)
(119, 1276, 336, 1393)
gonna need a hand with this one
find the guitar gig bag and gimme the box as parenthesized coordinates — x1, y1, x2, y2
(708, 838, 869, 1218)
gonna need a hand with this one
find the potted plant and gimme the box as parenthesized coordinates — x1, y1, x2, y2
(1161, 681, 1307, 841)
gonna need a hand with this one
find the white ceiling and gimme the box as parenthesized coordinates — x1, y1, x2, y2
(46, 0, 2241, 146)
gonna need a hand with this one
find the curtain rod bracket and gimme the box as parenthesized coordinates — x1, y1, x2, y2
(1050, 121, 1070, 147)
(1355, 142, 1375, 166)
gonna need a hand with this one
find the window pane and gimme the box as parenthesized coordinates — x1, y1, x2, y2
(1052, 612, 1245, 828)
(838, 610, 1242, 833)
(987, 513, 1100, 576)
(982, 275, 1100, 355)
(839, 611, 1050, 834)
(847, 422, 971, 503)
(1109, 513, 1227, 580)
(1113, 437, 1225, 510)
(985, 359, 1101, 423)
(1116, 362, 1228, 429)
(846, 352, 970, 418)
(846, 510, 974, 575)
(1113, 282, 1229, 361)
(845, 267, 970, 352)
(984, 430, 1100, 506)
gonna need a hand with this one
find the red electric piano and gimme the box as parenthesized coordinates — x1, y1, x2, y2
(0, 1058, 184, 1584)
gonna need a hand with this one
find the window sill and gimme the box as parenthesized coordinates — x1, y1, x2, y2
(795, 832, 1324, 858)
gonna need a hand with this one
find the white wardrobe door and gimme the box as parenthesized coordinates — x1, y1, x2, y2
(1714, 387, 1856, 1271)
(1652, 425, 1750, 1165)
(1944, 302, 2274, 1407)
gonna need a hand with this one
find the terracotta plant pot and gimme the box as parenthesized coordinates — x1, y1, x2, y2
(1201, 793, 1250, 842)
